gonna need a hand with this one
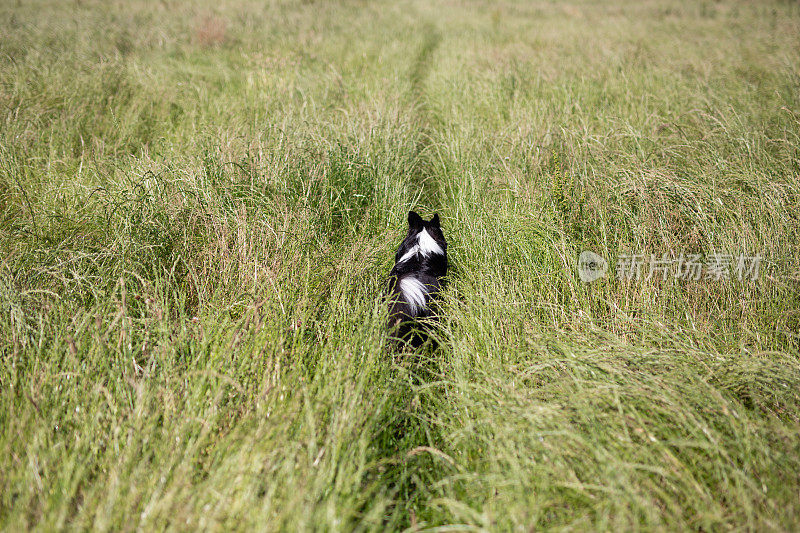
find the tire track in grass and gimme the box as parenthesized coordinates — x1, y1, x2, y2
(366, 20, 458, 528)
(405, 22, 443, 210)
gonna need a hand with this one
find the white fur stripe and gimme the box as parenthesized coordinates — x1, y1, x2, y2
(417, 229, 444, 256)
(397, 229, 444, 264)
(398, 245, 419, 264)
(400, 277, 427, 313)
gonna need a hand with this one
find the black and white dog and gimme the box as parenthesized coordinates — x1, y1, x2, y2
(387, 211, 448, 347)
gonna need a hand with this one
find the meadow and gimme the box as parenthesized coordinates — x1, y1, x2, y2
(2, 0, 800, 530)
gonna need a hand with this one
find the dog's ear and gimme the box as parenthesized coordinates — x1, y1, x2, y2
(408, 211, 423, 228)
(430, 213, 440, 227)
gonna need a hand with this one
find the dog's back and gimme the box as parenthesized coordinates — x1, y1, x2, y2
(387, 211, 448, 347)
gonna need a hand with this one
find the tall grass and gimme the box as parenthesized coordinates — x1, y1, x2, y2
(1, 0, 800, 530)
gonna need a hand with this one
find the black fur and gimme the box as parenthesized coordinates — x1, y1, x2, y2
(387, 211, 448, 348)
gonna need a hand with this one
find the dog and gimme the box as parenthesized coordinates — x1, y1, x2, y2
(387, 211, 448, 348)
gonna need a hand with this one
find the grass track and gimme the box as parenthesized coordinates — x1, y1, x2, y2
(2, 0, 800, 530)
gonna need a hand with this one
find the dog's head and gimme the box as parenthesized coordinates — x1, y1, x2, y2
(395, 211, 447, 263)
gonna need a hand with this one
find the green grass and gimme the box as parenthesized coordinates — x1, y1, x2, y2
(2, 0, 800, 530)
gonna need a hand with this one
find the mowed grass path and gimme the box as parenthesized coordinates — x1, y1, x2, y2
(2, 0, 800, 530)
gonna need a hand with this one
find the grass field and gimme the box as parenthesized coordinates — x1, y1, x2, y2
(2, 0, 800, 530)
